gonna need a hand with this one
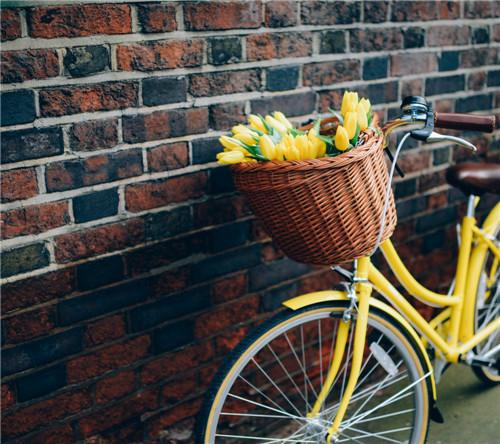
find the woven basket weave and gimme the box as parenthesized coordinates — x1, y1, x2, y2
(230, 114, 397, 267)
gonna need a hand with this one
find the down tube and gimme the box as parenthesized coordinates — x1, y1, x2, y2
(368, 264, 454, 360)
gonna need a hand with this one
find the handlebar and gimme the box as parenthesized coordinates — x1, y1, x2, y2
(434, 112, 496, 133)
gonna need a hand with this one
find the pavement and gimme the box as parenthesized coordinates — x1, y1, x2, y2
(426, 363, 500, 444)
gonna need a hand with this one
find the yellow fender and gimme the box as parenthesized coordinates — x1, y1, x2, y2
(283, 290, 444, 423)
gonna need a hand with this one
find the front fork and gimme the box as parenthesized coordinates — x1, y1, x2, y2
(312, 257, 374, 443)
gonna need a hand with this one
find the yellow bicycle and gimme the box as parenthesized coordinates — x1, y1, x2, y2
(196, 97, 499, 443)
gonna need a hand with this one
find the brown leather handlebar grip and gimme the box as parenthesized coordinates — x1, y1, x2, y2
(434, 112, 496, 133)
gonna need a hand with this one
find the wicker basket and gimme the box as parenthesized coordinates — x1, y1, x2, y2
(230, 114, 397, 267)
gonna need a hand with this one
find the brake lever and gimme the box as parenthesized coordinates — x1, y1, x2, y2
(425, 132, 477, 153)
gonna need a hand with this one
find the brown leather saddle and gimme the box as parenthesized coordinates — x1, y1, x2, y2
(446, 162, 500, 196)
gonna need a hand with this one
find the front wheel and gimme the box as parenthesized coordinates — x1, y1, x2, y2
(196, 302, 431, 443)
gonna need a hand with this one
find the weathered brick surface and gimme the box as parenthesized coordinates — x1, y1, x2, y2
(1, 1, 498, 442)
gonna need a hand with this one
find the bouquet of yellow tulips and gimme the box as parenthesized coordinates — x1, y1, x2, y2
(216, 91, 377, 165)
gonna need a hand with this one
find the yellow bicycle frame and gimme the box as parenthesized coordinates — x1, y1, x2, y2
(283, 198, 500, 440)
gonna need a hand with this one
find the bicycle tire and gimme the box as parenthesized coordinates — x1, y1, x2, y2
(196, 301, 431, 443)
(472, 218, 500, 385)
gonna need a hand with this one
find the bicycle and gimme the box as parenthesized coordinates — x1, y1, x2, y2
(195, 96, 499, 443)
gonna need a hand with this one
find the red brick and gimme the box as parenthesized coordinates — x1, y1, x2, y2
(116, 39, 202, 71)
(78, 388, 157, 438)
(1, 268, 76, 313)
(427, 191, 448, 210)
(1, 383, 15, 411)
(1, 8, 21, 41)
(125, 172, 207, 212)
(464, 0, 500, 18)
(299, 269, 341, 294)
(96, 370, 136, 404)
(141, 342, 213, 384)
(3, 306, 57, 343)
(39, 82, 138, 117)
(85, 314, 127, 347)
(468, 72, 487, 91)
(189, 69, 261, 97)
(303, 59, 360, 86)
(46, 149, 142, 192)
(209, 102, 247, 131)
(67, 335, 151, 383)
(418, 170, 447, 192)
(350, 28, 403, 52)
(212, 274, 247, 304)
(147, 142, 189, 173)
(149, 267, 191, 297)
(0, 168, 38, 203)
(2, 390, 92, 439)
(391, 53, 438, 76)
(402, 79, 424, 98)
(493, 24, 500, 42)
(216, 325, 250, 355)
(69, 118, 119, 152)
(391, 1, 439, 20)
(1, 49, 59, 83)
(265, 1, 298, 27)
(1, 200, 70, 240)
(122, 107, 208, 143)
(25, 424, 75, 444)
(184, 1, 262, 31)
(301, 1, 361, 25)
(262, 242, 285, 262)
(147, 398, 202, 435)
(137, 3, 178, 33)
(247, 32, 313, 61)
(194, 296, 260, 338)
(460, 48, 498, 68)
(54, 218, 146, 263)
(397, 152, 431, 174)
(27, 4, 132, 38)
(363, 1, 389, 23)
(161, 372, 198, 404)
(440, 1, 461, 19)
(427, 26, 470, 47)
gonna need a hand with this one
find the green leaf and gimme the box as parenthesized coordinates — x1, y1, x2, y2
(369, 125, 383, 136)
(328, 108, 344, 124)
(312, 116, 321, 134)
(316, 134, 335, 146)
(367, 107, 373, 126)
(258, 114, 275, 136)
(351, 123, 361, 145)
(288, 128, 307, 137)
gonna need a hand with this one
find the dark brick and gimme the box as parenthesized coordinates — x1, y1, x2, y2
(404, 27, 425, 48)
(193, 245, 263, 284)
(69, 118, 119, 152)
(433, 147, 451, 166)
(394, 178, 417, 199)
(1, 243, 50, 278)
(209, 222, 247, 253)
(251, 91, 316, 117)
(147, 206, 193, 241)
(208, 37, 242, 65)
(350, 28, 403, 52)
(363, 56, 388, 81)
(1, 127, 63, 164)
(59, 280, 147, 326)
(63, 45, 110, 77)
(249, 257, 310, 291)
(265, 1, 297, 27)
(153, 320, 193, 354)
(439, 51, 459, 72)
(1, 328, 82, 376)
(76, 255, 124, 291)
(16, 364, 66, 402)
(425, 74, 465, 96)
(303, 59, 360, 85)
(422, 229, 445, 254)
(320, 30, 345, 54)
(301, 1, 360, 25)
(396, 197, 427, 220)
(131, 286, 210, 331)
(1, 90, 36, 126)
(488, 70, 500, 87)
(192, 136, 223, 165)
(266, 65, 299, 91)
(73, 189, 119, 223)
(391, 1, 439, 21)
(354, 81, 399, 106)
(363, 1, 388, 23)
(209, 102, 247, 131)
(189, 69, 261, 97)
(472, 27, 490, 44)
(262, 281, 298, 312)
(456, 93, 494, 113)
(209, 165, 235, 194)
(416, 206, 458, 233)
(142, 77, 187, 106)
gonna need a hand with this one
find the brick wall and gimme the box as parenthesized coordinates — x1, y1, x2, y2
(1, 1, 499, 442)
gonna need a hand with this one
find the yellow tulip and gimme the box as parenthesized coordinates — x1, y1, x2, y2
(216, 150, 245, 164)
(294, 134, 309, 159)
(359, 98, 371, 114)
(343, 112, 357, 140)
(356, 103, 368, 131)
(275, 143, 286, 161)
(219, 135, 241, 150)
(260, 134, 276, 160)
(265, 115, 288, 135)
(308, 128, 326, 159)
(335, 126, 350, 151)
(249, 114, 268, 133)
(273, 111, 293, 129)
(232, 132, 258, 145)
(341, 91, 359, 117)
(232, 124, 254, 135)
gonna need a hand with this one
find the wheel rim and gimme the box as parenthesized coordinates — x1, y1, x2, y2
(205, 306, 428, 443)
